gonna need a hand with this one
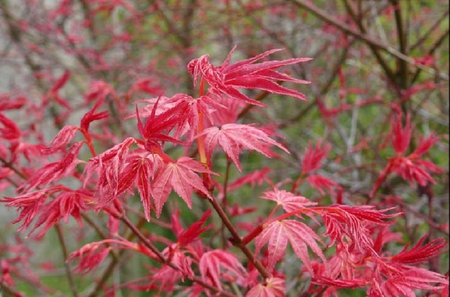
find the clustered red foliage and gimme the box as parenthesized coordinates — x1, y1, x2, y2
(1, 47, 448, 297)
(0, 1, 448, 297)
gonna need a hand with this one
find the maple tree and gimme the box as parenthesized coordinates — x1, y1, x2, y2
(0, 1, 448, 296)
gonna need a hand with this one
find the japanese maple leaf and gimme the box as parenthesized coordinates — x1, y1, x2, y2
(152, 157, 217, 217)
(389, 234, 446, 264)
(1, 188, 50, 233)
(228, 167, 272, 191)
(301, 139, 331, 174)
(79, 97, 109, 132)
(198, 123, 289, 171)
(0, 94, 27, 111)
(306, 174, 341, 195)
(68, 242, 110, 273)
(0, 113, 21, 140)
(371, 114, 443, 196)
(246, 277, 285, 297)
(83, 137, 136, 206)
(41, 125, 79, 155)
(188, 46, 311, 107)
(136, 97, 190, 153)
(176, 209, 212, 247)
(260, 188, 317, 213)
(19, 141, 83, 192)
(199, 250, 247, 290)
(321, 205, 398, 254)
(255, 219, 326, 275)
(43, 70, 72, 109)
(115, 152, 162, 221)
(31, 188, 90, 238)
(368, 265, 448, 297)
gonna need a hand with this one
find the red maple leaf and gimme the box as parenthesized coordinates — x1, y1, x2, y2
(152, 157, 217, 217)
(43, 70, 72, 109)
(199, 250, 247, 290)
(390, 234, 446, 264)
(117, 152, 162, 221)
(246, 277, 285, 297)
(188, 46, 311, 107)
(228, 167, 272, 191)
(41, 125, 79, 155)
(371, 114, 443, 196)
(255, 219, 326, 275)
(136, 97, 190, 154)
(80, 97, 109, 132)
(301, 139, 331, 174)
(177, 209, 212, 247)
(198, 123, 289, 171)
(368, 264, 448, 297)
(321, 205, 398, 255)
(83, 137, 136, 206)
(260, 188, 317, 213)
(0, 113, 21, 140)
(19, 141, 83, 192)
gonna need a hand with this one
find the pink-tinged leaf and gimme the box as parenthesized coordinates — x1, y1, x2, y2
(162, 246, 194, 279)
(43, 70, 72, 109)
(228, 167, 271, 191)
(187, 47, 310, 106)
(177, 209, 212, 246)
(260, 188, 316, 213)
(127, 78, 163, 96)
(136, 157, 153, 221)
(301, 139, 331, 174)
(306, 175, 340, 194)
(69, 239, 152, 274)
(390, 157, 442, 187)
(246, 277, 285, 297)
(116, 152, 161, 199)
(369, 265, 448, 297)
(135, 98, 190, 152)
(411, 133, 439, 158)
(0, 113, 21, 140)
(84, 137, 136, 206)
(41, 125, 79, 154)
(85, 81, 117, 103)
(391, 114, 411, 155)
(321, 205, 399, 253)
(167, 94, 217, 141)
(0, 94, 27, 111)
(80, 98, 108, 132)
(199, 123, 289, 171)
(255, 220, 325, 274)
(390, 234, 446, 264)
(68, 242, 110, 274)
(19, 142, 83, 192)
(32, 188, 90, 238)
(199, 250, 247, 290)
(227, 77, 307, 101)
(50, 70, 70, 92)
(1, 188, 49, 232)
(152, 157, 217, 217)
